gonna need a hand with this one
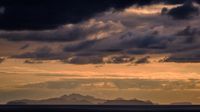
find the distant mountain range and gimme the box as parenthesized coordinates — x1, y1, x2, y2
(7, 94, 154, 105)
(6, 94, 192, 105)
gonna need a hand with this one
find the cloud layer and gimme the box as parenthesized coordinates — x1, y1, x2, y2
(21, 78, 200, 90)
(1, 0, 200, 64)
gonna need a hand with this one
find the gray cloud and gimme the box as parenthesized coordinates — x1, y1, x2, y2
(13, 46, 67, 60)
(167, 1, 199, 19)
(162, 50, 200, 63)
(0, 19, 123, 42)
(63, 40, 97, 52)
(176, 26, 200, 37)
(0, 26, 86, 42)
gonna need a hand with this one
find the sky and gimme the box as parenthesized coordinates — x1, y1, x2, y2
(1, 0, 200, 104)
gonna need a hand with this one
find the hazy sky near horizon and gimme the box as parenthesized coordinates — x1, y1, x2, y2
(1, 0, 200, 104)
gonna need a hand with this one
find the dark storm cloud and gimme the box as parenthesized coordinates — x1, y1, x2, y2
(176, 26, 200, 37)
(0, 18, 123, 42)
(0, 0, 197, 31)
(164, 56, 200, 63)
(63, 40, 97, 52)
(162, 51, 200, 63)
(2, 0, 200, 64)
(163, 0, 200, 5)
(127, 49, 148, 55)
(63, 39, 122, 54)
(126, 27, 196, 56)
(98, 49, 123, 53)
(118, 26, 200, 55)
(122, 35, 168, 50)
(145, 0, 200, 5)
(10, 25, 200, 63)
(0, 0, 158, 31)
(0, 27, 87, 42)
(2, 0, 195, 31)
(13, 47, 67, 60)
(167, 1, 199, 19)
(175, 26, 200, 44)
(163, 0, 188, 4)
(63, 32, 170, 57)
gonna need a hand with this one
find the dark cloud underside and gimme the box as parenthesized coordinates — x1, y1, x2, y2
(163, 51, 200, 63)
(167, 1, 199, 19)
(2, 0, 197, 31)
(13, 47, 67, 60)
(0, 0, 159, 31)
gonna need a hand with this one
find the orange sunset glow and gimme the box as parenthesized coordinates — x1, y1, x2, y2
(1, 0, 200, 105)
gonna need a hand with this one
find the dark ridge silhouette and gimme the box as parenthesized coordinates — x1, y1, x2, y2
(7, 94, 105, 105)
(6, 94, 195, 106)
(102, 98, 154, 105)
(7, 94, 155, 105)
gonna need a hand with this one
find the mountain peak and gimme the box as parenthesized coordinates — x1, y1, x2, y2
(61, 94, 83, 98)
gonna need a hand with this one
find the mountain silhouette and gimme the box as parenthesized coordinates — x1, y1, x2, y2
(102, 98, 154, 105)
(7, 94, 155, 105)
(7, 94, 105, 105)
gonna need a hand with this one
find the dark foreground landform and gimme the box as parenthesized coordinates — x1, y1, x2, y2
(0, 105, 200, 112)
